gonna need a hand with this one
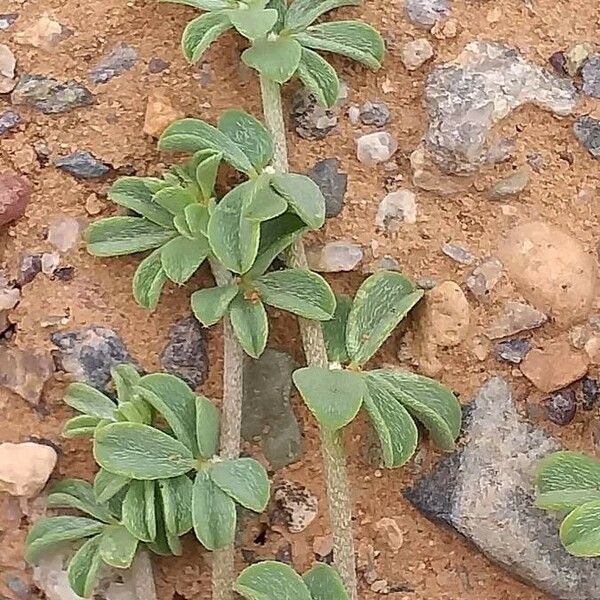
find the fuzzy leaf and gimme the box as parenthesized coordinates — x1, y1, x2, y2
(111, 364, 142, 404)
(209, 458, 270, 512)
(184, 203, 211, 237)
(67, 535, 104, 598)
(48, 479, 115, 523)
(94, 422, 195, 479)
(255, 269, 335, 320)
(99, 525, 139, 568)
(228, 7, 278, 39)
(296, 48, 340, 109)
(293, 367, 364, 430)
(158, 475, 193, 536)
(560, 500, 600, 556)
(182, 12, 232, 63)
(295, 21, 385, 70)
(229, 294, 268, 359)
(192, 471, 236, 550)
(115, 401, 144, 423)
(242, 36, 302, 84)
(322, 294, 352, 364)
(235, 561, 312, 600)
(122, 480, 156, 542)
(160, 235, 209, 284)
(191, 284, 239, 327)
(133, 248, 168, 310)
(346, 272, 423, 366)
(270, 173, 326, 229)
(87, 217, 176, 257)
(536, 451, 600, 510)
(63, 415, 101, 438)
(243, 174, 288, 222)
(196, 395, 220, 459)
(285, 0, 360, 31)
(94, 469, 131, 504)
(266, 0, 287, 31)
(302, 564, 349, 600)
(64, 383, 116, 420)
(154, 185, 196, 216)
(196, 153, 222, 201)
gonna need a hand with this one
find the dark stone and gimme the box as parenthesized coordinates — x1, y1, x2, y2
(582, 55, 600, 98)
(548, 51, 567, 76)
(495, 338, 531, 364)
(89, 42, 138, 84)
(359, 101, 391, 127)
(581, 376, 599, 411)
(574, 115, 600, 158)
(0, 111, 21, 136)
(4, 575, 30, 599)
(148, 57, 170, 74)
(11, 75, 94, 114)
(160, 316, 209, 389)
(275, 542, 293, 566)
(53, 266, 75, 281)
(19, 254, 42, 284)
(0, 14, 18, 30)
(241, 548, 257, 564)
(54, 151, 110, 178)
(307, 158, 347, 218)
(543, 389, 577, 425)
(51, 326, 138, 391)
(292, 90, 337, 140)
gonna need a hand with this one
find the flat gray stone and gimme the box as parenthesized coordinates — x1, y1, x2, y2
(11, 75, 94, 114)
(241, 349, 302, 470)
(54, 151, 110, 178)
(0, 110, 21, 136)
(307, 158, 347, 218)
(405, 378, 600, 600)
(89, 42, 138, 84)
(574, 116, 600, 159)
(405, 0, 450, 29)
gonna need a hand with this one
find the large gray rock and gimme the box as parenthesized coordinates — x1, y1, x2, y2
(11, 75, 94, 114)
(405, 378, 600, 600)
(424, 42, 577, 174)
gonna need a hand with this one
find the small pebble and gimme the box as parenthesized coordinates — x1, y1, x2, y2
(543, 389, 577, 426)
(41, 252, 60, 275)
(356, 132, 397, 165)
(582, 376, 599, 411)
(573, 116, 600, 158)
(565, 43, 595, 77)
(495, 338, 532, 364)
(401, 38, 434, 71)
(466, 257, 503, 300)
(0, 110, 21, 136)
(582, 54, 600, 99)
(0, 172, 31, 227)
(0, 14, 18, 30)
(359, 101, 390, 127)
(405, 0, 450, 29)
(148, 57, 170, 74)
(292, 89, 337, 140)
(19, 254, 42, 284)
(376, 189, 417, 230)
(441, 242, 475, 265)
(89, 42, 138, 84)
(54, 150, 110, 178)
(0, 44, 17, 94)
(489, 167, 531, 199)
(47, 217, 80, 252)
(548, 51, 567, 76)
(306, 241, 363, 272)
(307, 158, 347, 218)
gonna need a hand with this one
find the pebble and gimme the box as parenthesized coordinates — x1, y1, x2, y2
(148, 57, 170, 74)
(466, 257, 503, 300)
(356, 132, 398, 165)
(485, 302, 547, 339)
(489, 167, 531, 199)
(543, 389, 577, 426)
(160, 316, 208, 389)
(14, 16, 66, 50)
(0, 14, 18, 30)
(375, 517, 404, 552)
(359, 101, 390, 127)
(520, 340, 588, 393)
(41, 252, 60, 275)
(292, 89, 337, 140)
(47, 216, 81, 252)
(11, 75, 94, 114)
(0, 172, 31, 227)
(486, 138, 515, 165)
(143, 90, 184, 139)
(405, 0, 450, 29)
(0, 345, 54, 405)
(363, 255, 401, 274)
(0, 110, 21, 136)
(410, 146, 472, 195)
(19, 254, 42, 284)
(548, 51, 567, 76)
(0, 44, 16, 93)
(312, 534, 333, 558)
(582, 376, 599, 410)
(582, 55, 600, 98)
(376, 189, 417, 230)
(0, 442, 57, 497)
(401, 38, 434, 71)
(441, 242, 475, 265)
(306, 241, 363, 272)
(84, 192, 104, 215)
(574, 115, 600, 158)
(495, 338, 531, 364)
(564, 43, 594, 76)
(499, 222, 597, 326)
(0, 279, 20, 311)
(272, 480, 318, 533)
(90, 42, 138, 84)
(307, 158, 347, 218)
(5, 575, 30, 599)
(54, 150, 110, 178)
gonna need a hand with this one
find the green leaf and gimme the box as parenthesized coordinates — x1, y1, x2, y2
(99, 525, 139, 568)
(242, 36, 302, 84)
(67, 535, 104, 598)
(158, 475, 193, 536)
(302, 564, 349, 600)
(132, 248, 168, 310)
(369, 369, 461, 452)
(122, 480, 156, 542)
(560, 500, 600, 556)
(111, 364, 142, 404)
(115, 401, 145, 423)
(160, 118, 255, 176)
(136, 373, 198, 455)
(209, 458, 270, 512)
(26, 516, 105, 564)
(184, 203, 211, 237)
(266, 0, 287, 32)
(108, 177, 174, 228)
(47, 479, 114, 523)
(293, 367, 364, 430)
(243, 175, 288, 222)
(160, 235, 209, 284)
(285, 0, 360, 31)
(196, 153, 222, 201)
(235, 561, 312, 600)
(270, 173, 326, 229)
(93, 469, 131, 504)
(346, 272, 423, 366)
(322, 294, 351, 364)
(64, 383, 116, 420)
(191, 284, 239, 326)
(229, 294, 268, 359)
(154, 185, 196, 216)
(363, 373, 418, 468)
(296, 48, 340, 109)
(229, 7, 278, 39)
(196, 395, 220, 459)
(181, 12, 232, 64)
(295, 21, 385, 70)
(536, 451, 600, 511)
(255, 269, 335, 320)
(208, 181, 261, 273)
(94, 422, 195, 479)
(161, 0, 230, 8)
(63, 415, 101, 438)
(192, 471, 236, 550)
(87, 217, 177, 257)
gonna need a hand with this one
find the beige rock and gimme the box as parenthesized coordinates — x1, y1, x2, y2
(143, 91, 184, 139)
(485, 301, 547, 339)
(0, 346, 54, 404)
(410, 146, 473, 195)
(520, 340, 588, 392)
(375, 517, 404, 551)
(499, 222, 597, 326)
(584, 336, 600, 364)
(0, 44, 16, 94)
(15, 16, 65, 50)
(401, 38, 434, 71)
(0, 442, 57, 497)
(312, 534, 333, 557)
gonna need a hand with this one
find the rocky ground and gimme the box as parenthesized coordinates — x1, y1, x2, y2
(1, 0, 600, 598)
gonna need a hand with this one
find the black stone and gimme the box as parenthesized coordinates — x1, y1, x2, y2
(19, 254, 42, 284)
(574, 115, 600, 159)
(495, 338, 531, 364)
(0, 111, 21, 136)
(307, 158, 347, 218)
(543, 389, 577, 426)
(54, 151, 110, 178)
(11, 75, 94, 114)
(582, 376, 599, 411)
(54, 266, 75, 281)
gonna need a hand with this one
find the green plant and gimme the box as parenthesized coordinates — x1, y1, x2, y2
(536, 450, 600, 556)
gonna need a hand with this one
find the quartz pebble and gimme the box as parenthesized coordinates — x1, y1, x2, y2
(306, 241, 363, 272)
(47, 217, 81, 252)
(356, 132, 397, 165)
(401, 38, 434, 71)
(376, 189, 417, 230)
(466, 258, 503, 300)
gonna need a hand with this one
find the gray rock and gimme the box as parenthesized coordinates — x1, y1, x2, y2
(424, 42, 577, 174)
(160, 316, 208, 390)
(241, 349, 301, 470)
(54, 151, 110, 178)
(359, 101, 390, 127)
(356, 132, 398, 165)
(363, 255, 401, 274)
(306, 241, 363, 272)
(574, 116, 600, 159)
(5, 575, 30, 599)
(489, 167, 531, 199)
(19, 254, 42, 285)
(0, 110, 21, 135)
(405, 0, 450, 29)
(401, 38, 435, 71)
(441, 242, 475, 265)
(485, 301, 548, 339)
(405, 377, 600, 600)
(0, 14, 18, 30)
(11, 75, 94, 114)
(273, 480, 318, 533)
(543, 389, 576, 426)
(495, 338, 531, 364)
(292, 90, 337, 140)
(51, 326, 138, 391)
(89, 42, 138, 84)
(376, 189, 417, 230)
(307, 158, 347, 218)
(466, 257, 503, 300)
(582, 55, 600, 98)
(582, 376, 599, 411)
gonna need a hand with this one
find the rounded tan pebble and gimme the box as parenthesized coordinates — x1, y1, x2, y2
(0, 442, 57, 497)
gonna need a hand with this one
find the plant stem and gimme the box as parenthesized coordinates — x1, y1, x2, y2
(130, 550, 157, 600)
(259, 75, 359, 600)
(209, 258, 245, 600)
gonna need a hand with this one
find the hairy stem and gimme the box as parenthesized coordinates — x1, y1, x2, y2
(209, 258, 245, 600)
(129, 550, 157, 600)
(259, 75, 358, 600)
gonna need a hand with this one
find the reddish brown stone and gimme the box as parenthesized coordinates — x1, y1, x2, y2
(0, 172, 31, 226)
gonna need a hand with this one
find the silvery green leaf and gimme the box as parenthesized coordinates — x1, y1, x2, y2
(195, 152, 222, 201)
(63, 415, 101, 438)
(154, 185, 196, 216)
(285, 0, 360, 31)
(122, 480, 156, 542)
(322, 294, 352, 364)
(235, 561, 312, 600)
(158, 475, 193, 536)
(93, 469, 131, 504)
(302, 563, 349, 600)
(110, 364, 142, 405)
(184, 203, 211, 236)
(114, 401, 144, 423)
(228, 294, 268, 359)
(270, 173, 325, 229)
(132, 248, 168, 310)
(218, 111, 273, 171)
(243, 174, 287, 221)
(296, 48, 340, 109)
(64, 383, 116, 420)
(209, 458, 270, 512)
(47, 479, 115, 523)
(560, 500, 600, 557)
(242, 36, 302, 83)
(173, 212, 195, 239)
(196, 395, 220, 459)
(67, 535, 103, 598)
(228, 7, 278, 39)
(191, 283, 239, 327)
(295, 21, 385, 70)
(181, 12, 232, 64)
(99, 525, 139, 568)
(266, 0, 286, 32)
(160, 235, 210, 284)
